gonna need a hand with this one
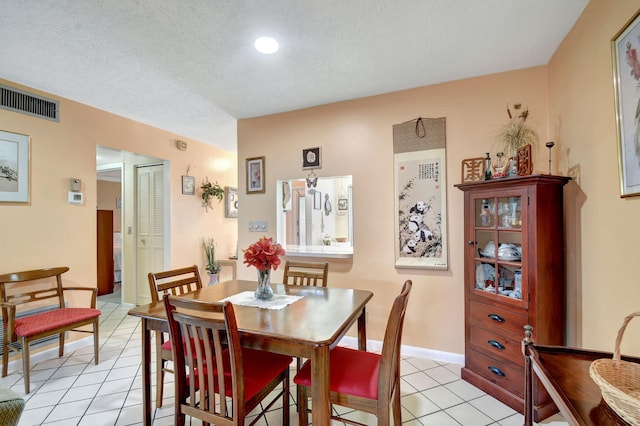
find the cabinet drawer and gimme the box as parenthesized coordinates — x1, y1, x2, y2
(466, 348, 523, 397)
(469, 326, 523, 366)
(469, 301, 527, 337)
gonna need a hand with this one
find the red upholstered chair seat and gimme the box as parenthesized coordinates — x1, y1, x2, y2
(191, 348, 293, 401)
(294, 346, 381, 399)
(14, 308, 101, 337)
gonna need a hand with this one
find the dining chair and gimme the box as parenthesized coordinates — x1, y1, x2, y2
(282, 261, 329, 287)
(164, 295, 292, 426)
(147, 265, 203, 408)
(294, 280, 413, 426)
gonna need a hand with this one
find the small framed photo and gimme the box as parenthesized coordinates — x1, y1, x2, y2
(182, 175, 195, 195)
(314, 191, 322, 210)
(613, 9, 640, 197)
(0, 130, 30, 203)
(338, 198, 348, 210)
(246, 156, 265, 194)
(225, 186, 238, 218)
(302, 147, 321, 169)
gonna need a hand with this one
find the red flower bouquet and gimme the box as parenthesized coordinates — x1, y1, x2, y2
(243, 236, 285, 272)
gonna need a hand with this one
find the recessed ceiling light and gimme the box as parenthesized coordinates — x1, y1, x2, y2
(254, 37, 279, 54)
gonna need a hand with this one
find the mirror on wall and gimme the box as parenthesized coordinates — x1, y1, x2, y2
(276, 176, 353, 258)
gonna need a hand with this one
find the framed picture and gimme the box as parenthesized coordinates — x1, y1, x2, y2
(0, 130, 30, 203)
(182, 175, 195, 195)
(314, 191, 322, 210)
(225, 186, 238, 218)
(338, 198, 348, 210)
(302, 147, 321, 169)
(246, 156, 265, 194)
(613, 9, 640, 197)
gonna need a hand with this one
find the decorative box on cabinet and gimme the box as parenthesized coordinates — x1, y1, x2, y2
(455, 174, 570, 422)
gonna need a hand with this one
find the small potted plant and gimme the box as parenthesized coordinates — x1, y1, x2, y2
(203, 237, 221, 284)
(200, 177, 224, 212)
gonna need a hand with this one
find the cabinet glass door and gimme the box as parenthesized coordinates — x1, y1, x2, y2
(472, 193, 524, 302)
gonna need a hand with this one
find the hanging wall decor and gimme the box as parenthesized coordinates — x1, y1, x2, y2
(613, 8, 640, 197)
(0, 130, 30, 203)
(393, 117, 448, 270)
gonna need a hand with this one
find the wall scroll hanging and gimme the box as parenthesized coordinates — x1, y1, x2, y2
(393, 117, 448, 270)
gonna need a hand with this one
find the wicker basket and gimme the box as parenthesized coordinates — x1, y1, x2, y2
(589, 311, 640, 425)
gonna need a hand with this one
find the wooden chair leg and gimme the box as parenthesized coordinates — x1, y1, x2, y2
(59, 332, 65, 357)
(283, 369, 290, 426)
(392, 383, 402, 425)
(93, 320, 99, 364)
(2, 341, 8, 378)
(21, 338, 30, 394)
(297, 385, 309, 426)
(155, 333, 164, 408)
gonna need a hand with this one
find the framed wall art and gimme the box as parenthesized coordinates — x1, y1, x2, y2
(393, 117, 448, 270)
(181, 175, 195, 195)
(246, 156, 265, 194)
(613, 8, 640, 197)
(225, 186, 238, 218)
(0, 130, 30, 203)
(338, 198, 348, 210)
(302, 147, 321, 169)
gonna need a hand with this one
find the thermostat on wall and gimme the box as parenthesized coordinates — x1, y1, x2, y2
(68, 191, 83, 204)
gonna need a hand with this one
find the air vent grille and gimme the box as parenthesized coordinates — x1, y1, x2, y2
(0, 84, 59, 122)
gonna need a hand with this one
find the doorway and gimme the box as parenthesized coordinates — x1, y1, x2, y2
(96, 146, 169, 305)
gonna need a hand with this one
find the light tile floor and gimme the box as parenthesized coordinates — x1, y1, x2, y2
(0, 299, 570, 425)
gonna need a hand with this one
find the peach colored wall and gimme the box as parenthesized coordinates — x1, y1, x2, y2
(238, 67, 549, 354)
(0, 79, 238, 305)
(548, 0, 640, 354)
(97, 180, 121, 232)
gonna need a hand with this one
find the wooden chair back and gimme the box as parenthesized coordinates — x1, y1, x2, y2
(147, 265, 203, 302)
(378, 280, 412, 405)
(164, 295, 290, 425)
(0, 267, 73, 309)
(164, 296, 237, 423)
(282, 261, 328, 287)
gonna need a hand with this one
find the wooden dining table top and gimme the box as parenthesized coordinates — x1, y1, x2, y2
(128, 279, 374, 353)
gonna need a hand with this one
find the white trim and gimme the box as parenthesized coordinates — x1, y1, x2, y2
(340, 336, 464, 366)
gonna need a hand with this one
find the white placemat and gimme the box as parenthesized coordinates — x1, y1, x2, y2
(220, 291, 303, 310)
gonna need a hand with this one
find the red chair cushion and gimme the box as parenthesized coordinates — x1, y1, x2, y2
(293, 346, 380, 399)
(14, 308, 101, 337)
(161, 340, 172, 352)
(191, 348, 292, 401)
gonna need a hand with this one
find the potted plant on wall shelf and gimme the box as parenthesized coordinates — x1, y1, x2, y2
(203, 237, 221, 285)
(200, 177, 224, 211)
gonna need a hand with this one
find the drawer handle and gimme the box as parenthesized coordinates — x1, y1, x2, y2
(488, 313, 505, 323)
(488, 366, 505, 377)
(487, 339, 505, 350)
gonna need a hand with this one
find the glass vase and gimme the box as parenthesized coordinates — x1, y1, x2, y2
(255, 268, 274, 300)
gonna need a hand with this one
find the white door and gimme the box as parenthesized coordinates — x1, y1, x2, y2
(136, 164, 165, 305)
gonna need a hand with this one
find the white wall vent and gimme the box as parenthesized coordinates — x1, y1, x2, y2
(0, 84, 59, 122)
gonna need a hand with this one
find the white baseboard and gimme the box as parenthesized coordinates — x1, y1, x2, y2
(340, 336, 464, 365)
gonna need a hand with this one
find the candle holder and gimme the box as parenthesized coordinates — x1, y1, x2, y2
(546, 141, 555, 175)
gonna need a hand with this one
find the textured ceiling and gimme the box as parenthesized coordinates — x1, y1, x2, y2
(1, 1, 588, 152)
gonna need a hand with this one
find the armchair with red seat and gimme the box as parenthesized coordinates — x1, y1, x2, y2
(0, 267, 101, 394)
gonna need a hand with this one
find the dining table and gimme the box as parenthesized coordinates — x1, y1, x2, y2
(127, 279, 374, 426)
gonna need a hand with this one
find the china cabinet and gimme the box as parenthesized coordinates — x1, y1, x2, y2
(455, 174, 570, 421)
